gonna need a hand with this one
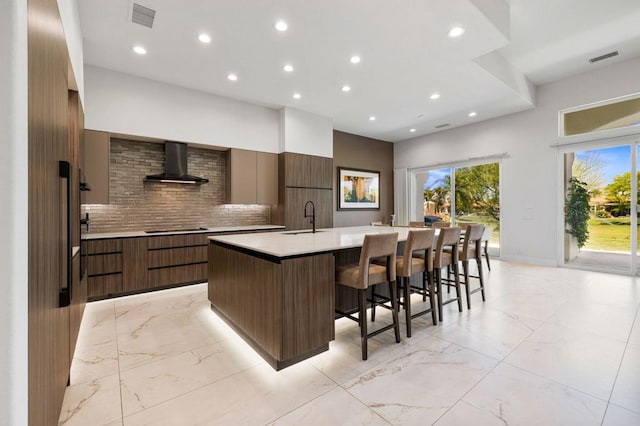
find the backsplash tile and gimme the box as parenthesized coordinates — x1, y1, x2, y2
(84, 139, 271, 233)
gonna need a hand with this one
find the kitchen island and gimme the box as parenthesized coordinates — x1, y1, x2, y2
(208, 226, 413, 370)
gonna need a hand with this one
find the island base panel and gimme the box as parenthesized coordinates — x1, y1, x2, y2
(208, 244, 334, 369)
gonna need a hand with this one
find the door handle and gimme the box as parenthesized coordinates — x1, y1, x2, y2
(59, 161, 72, 308)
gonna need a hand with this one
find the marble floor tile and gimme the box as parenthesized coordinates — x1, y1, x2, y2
(58, 374, 122, 426)
(429, 306, 542, 360)
(269, 387, 389, 425)
(629, 311, 640, 346)
(602, 404, 640, 426)
(486, 291, 568, 322)
(120, 338, 264, 416)
(343, 336, 498, 425)
(547, 301, 637, 342)
(505, 322, 627, 400)
(435, 363, 607, 426)
(116, 319, 224, 372)
(123, 362, 336, 425)
(610, 343, 640, 413)
(70, 300, 119, 385)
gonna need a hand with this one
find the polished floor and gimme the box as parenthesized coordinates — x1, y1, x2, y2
(59, 260, 640, 425)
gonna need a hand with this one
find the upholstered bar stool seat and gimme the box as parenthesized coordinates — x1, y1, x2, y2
(335, 232, 401, 360)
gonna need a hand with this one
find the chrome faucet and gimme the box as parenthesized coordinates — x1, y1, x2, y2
(304, 200, 316, 233)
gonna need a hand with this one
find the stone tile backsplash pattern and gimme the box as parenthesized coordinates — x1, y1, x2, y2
(84, 139, 271, 233)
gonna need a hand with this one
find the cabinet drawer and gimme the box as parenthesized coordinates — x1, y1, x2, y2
(147, 234, 208, 249)
(88, 273, 123, 298)
(148, 263, 207, 288)
(87, 239, 122, 254)
(88, 253, 122, 275)
(147, 246, 208, 268)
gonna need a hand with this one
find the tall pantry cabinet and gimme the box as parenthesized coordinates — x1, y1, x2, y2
(28, 0, 86, 424)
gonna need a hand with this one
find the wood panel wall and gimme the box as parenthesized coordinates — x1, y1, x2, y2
(28, 0, 73, 422)
(275, 152, 334, 230)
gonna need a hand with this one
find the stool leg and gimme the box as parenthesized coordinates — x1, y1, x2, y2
(389, 280, 401, 343)
(403, 277, 412, 337)
(436, 268, 443, 321)
(484, 240, 491, 271)
(463, 260, 471, 309)
(358, 288, 368, 361)
(427, 270, 437, 325)
(422, 271, 427, 302)
(447, 265, 451, 294)
(370, 286, 377, 322)
(477, 257, 486, 302)
(453, 261, 463, 312)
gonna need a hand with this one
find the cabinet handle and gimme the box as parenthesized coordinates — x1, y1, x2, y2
(59, 161, 72, 308)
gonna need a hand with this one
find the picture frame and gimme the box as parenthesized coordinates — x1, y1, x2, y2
(337, 167, 380, 210)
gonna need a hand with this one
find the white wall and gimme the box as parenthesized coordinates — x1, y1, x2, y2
(278, 107, 333, 157)
(85, 66, 280, 152)
(395, 57, 640, 265)
(57, 0, 84, 102)
(0, 0, 28, 425)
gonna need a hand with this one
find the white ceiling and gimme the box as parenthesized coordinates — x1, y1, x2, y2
(79, 0, 640, 142)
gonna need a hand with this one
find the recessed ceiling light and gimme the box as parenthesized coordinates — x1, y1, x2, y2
(369, 116, 376, 121)
(469, 111, 477, 117)
(198, 33, 211, 44)
(275, 20, 288, 32)
(350, 55, 361, 64)
(448, 26, 465, 38)
(417, 114, 424, 119)
(227, 73, 238, 81)
(132, 45, 147, 55)
(293, 93, 301, 99)
(342, 85, 351, 92)
(283, 64, 294, 72)
(410, 128, 416, 133)
(430, 93, 440, 100)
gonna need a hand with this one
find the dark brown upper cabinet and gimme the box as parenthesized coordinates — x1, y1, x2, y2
(83, 130, 110, 204)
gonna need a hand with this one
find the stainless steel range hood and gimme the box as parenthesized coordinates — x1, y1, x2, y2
(144, 142, 208, 184)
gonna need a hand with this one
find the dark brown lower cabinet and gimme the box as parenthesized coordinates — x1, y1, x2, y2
(122, 238, 149, 292)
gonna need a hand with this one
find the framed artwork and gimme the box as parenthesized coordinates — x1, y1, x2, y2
(338, 167, 380, 210)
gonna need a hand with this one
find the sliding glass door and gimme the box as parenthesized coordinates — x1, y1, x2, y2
(562, 140, 640, 273)
(410, 160, 501, 255)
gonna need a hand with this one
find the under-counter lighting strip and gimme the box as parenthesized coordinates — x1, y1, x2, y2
(159, 179, 199, 184)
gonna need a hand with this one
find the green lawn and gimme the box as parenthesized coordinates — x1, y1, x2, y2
(583, 218, 637, 252)
(456, 214, 500, 245)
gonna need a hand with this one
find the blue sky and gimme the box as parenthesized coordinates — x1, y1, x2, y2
(575, 145, 630, 183)
(424, 168, 450, 189)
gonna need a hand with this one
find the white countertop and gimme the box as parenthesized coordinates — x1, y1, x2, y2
(209, 225, 416, 258)
(72, 246, 80, 257)
(83, 224, 285, 240)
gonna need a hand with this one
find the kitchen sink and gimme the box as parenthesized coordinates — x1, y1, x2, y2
(145, 227, 209, 233)
(281, 230, 323, 235)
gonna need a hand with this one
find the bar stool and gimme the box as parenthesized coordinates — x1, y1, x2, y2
(458, 224, 486, 308)
(433, 227, 463, 320)
(335, 233, 401, 360)
(397, 229, 437, 337)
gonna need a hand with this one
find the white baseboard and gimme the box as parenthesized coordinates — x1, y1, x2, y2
(500, 255, 559, 267)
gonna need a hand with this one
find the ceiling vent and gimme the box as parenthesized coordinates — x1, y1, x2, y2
(589, 50, 619, 64)
(132, 3, 156, 28)
(434, 123, 451, 129)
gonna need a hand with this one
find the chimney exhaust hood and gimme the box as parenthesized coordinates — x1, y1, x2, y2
(144, 142, 208, 184)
